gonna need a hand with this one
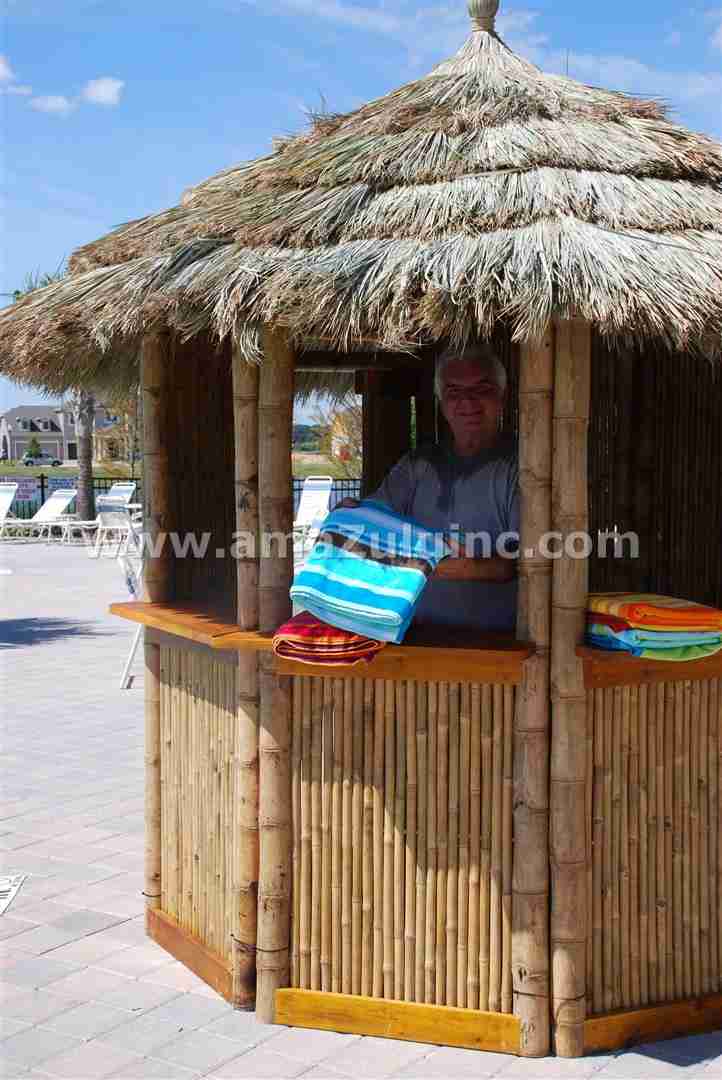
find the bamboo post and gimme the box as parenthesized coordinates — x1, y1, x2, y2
(550, 318, 591, 1057)
(255, 327, 295, 1024)
(513, 333, 554, 1056)
(231, 346, 260, 1009)
(142, 332, 173, 928)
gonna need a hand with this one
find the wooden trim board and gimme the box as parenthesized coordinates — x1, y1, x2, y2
(579, 646, 722, 688)
(275, 989, 521, 1054)
(111, 601, 531, 684)
(147, 908, 233, 1003)
(585, 994, 722, 1054)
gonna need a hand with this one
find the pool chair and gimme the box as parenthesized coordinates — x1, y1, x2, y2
(293, 475, 333, 561)
(0, 483, 19, 540)
(2, 488, 77, 542)
(64, 482, 140, 551)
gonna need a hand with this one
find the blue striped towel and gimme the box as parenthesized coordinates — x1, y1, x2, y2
(290, 500, 451, 643)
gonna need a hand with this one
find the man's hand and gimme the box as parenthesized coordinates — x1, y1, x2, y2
(435, 540, 516, 583)
(336, 498, 360, 509)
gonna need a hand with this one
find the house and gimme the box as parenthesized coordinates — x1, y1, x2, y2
(0, 403, 115, 462)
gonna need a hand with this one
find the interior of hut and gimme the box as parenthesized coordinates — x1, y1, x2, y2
(161, 329, 722, 629)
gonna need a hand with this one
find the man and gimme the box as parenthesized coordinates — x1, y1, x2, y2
(342, 343, 519, 632)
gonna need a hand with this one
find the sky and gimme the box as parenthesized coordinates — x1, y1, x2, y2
(1, 0, 721, 418)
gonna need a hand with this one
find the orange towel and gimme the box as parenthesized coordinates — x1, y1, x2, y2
(589, 593, 722, 632)
(273, 611, 386, 667)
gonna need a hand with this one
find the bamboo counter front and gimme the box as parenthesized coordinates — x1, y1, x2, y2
(113, 601, 722, 1055)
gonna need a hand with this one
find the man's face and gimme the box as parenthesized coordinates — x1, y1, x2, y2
(439, 358, 505, 445)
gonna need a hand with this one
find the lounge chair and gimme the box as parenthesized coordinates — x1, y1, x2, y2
(293, 475, 333, 560)
(1, 488, 77, 542)
(64, 482, 139, 550)
(0, 483, 19, 540)
(117, 551, 144, 689)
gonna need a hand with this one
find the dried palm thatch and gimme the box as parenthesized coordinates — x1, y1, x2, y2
(1, 0, 721, 392)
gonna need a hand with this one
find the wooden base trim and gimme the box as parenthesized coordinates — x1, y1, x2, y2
(579, 646, 722, 688)
(275, 989, 521, 1054)
(584, 994, 722, 1054)
(147, 908, 233, 1003)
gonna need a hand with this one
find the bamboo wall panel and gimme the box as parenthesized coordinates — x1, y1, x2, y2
(289, 676, 516, 1013)
(160, 645, 238, 968)
(587, 679, 722, 1016)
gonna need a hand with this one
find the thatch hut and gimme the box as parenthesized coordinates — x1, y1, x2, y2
(2, 0, 722, 1059)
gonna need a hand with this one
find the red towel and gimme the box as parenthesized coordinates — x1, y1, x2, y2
(586, 611, 632, 633)
(273, 612, 386, 667)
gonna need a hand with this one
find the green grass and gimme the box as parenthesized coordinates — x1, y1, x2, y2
(0, 462, 138, 479)
(292, 452, 354, 479)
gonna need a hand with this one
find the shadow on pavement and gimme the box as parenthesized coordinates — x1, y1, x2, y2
(0, 618, 114, 648)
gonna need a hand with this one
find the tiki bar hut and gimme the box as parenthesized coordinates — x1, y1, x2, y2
(2, 0, 722, 1058)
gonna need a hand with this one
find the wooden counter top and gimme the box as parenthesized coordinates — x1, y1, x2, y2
(110, 602, 532, 684)
(578, 645, 722, 688)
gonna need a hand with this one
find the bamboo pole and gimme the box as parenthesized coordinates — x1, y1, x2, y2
(457, 683, 471, 1009)
(311, 679, 323, 990)
(300, 678, 312, 989)
(382, 680, 396, 1000)
(436, 682, 449, 1004)
(550, 319, 591, 1057)
(415, 683, 428, 1003)
(592, 690, 604, 1015)
(255, 327, 294, 1024)
(664, 683, 674, 1000)
(141, 332, 173, 932)
(446, 683, 460, 1007)
(231, 346, 260, 1009)
(341, 679, 354, 995)
(502, 684, 514, 1015)
(639, 685, 649, 1007)
(480, 683, 493, 1011)
(673, 681, 684, 1000)
(647, 684, 658, 1005)
(404, 682, 417, 1002)
(373, 679, 385, 998)
(513, 332, 554, 1056)
(489, 685, 504, 1012)
(425, 683, 438, 1004)
(709, 680, 719, 992)
(361, 679, 374, 996)
(321, 680, 333, 992)
(620, 689, 631, 1009)
(602, 689, 614, 1013)
(291, 680, 302, 988)
(352, 679, 364, 996)
(394, 682, 407, 1001)
(468, 684, 481, 1011)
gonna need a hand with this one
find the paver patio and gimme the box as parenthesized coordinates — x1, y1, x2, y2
(1, 541, 721, 1079)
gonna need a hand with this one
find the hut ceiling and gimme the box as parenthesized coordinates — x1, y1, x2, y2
(2, 0, 722, 390)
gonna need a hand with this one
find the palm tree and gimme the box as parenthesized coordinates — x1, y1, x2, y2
(11, 268, 96, 520)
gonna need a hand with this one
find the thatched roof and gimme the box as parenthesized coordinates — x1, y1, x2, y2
(2, 0, 722, 392)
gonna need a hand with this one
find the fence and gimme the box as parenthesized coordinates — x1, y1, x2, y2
(5, 475, 359, 521)
(1, 475, 142, 520)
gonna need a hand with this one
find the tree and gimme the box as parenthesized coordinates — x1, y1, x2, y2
(313, 393, 363, 478)
(27, 436, 42, 459)
(12, 266, 96, 519)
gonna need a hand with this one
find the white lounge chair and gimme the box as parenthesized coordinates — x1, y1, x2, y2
(293, 475, 333, 559)
(0, 483, 19, 540)
(64, 482, 139, 551)
(2, 488, 77, 542)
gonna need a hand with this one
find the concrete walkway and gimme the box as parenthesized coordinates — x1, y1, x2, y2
(1, 542, 721, 1079)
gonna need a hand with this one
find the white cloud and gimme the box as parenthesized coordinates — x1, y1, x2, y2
(29, 95, 75, 115)
(0, 55, 15, 82)
(81, 76, 125, 106)
(6, 84, 33, 95)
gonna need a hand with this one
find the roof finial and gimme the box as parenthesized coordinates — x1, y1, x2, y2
(468, 0, 499, 32)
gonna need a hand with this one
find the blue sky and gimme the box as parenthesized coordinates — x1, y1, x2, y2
(2, 0, 721, 417)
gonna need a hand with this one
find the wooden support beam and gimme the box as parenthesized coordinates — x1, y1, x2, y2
(231, 344, 260, 1009)
(550, 319, 592, 1057)
(513, 331, 554, 1057)
(141, 331, 173, 926)
(361, 371, 413, 497)
(256, 327, 295, 1024)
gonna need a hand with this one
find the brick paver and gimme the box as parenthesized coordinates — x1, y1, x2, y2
(1, 542, 721, 1078)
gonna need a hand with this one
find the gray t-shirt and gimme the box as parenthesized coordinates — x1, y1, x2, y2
(371, 438, 519, 632)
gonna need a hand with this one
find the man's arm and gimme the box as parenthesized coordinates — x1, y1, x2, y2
(435, 553, 516, 583)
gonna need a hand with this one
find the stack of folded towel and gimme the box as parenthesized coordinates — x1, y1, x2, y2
(290, 499, 450, 644)
(587, 594, 722, 661)
(272, 612, 386, 667)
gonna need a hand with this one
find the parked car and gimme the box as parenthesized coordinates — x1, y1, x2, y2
(21, 451, 63, 467)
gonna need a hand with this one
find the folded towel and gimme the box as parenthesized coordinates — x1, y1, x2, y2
(273, 612, 385, 667)
(586, 633, 722, 663)
(588, 593, 722, 632)
(587, 621, 722, 650)
(290, 500, 451, 644)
